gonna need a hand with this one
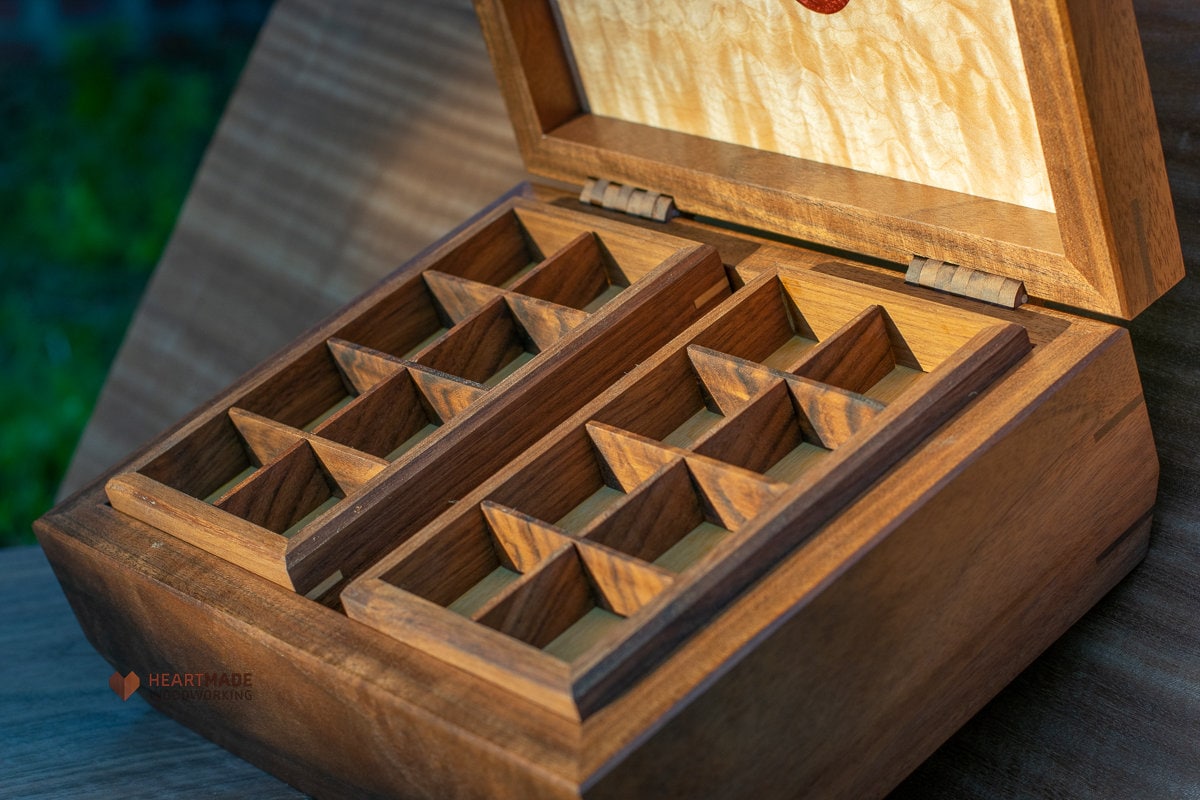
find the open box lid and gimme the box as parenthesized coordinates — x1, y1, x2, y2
(474, 0, 1184, 319)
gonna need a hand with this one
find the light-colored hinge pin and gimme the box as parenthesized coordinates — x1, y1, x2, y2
(906, 256, 1028, 308)
(580, 178, 678, 222)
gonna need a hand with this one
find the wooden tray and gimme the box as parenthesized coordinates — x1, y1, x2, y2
(35, 0, 1185, 796)
(37, 217, 1157, 796)
(344, 264, 1031, 719)
(102, 198, 728, 600)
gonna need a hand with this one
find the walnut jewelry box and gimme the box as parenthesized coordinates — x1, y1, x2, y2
(36, 1, 1184, 798)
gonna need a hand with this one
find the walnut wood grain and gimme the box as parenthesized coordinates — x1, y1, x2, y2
(481, 501, 573, 573)
(421, 270, 506, 322)
(791, 304, 897, 392)
(33, 1, 1200, 798)
(227, 408, 388, 491)
(477, 0, 1185, 318)
(576, 544, 675, 617)
(508, 231, 613, 309)
(405, 363, 488, 422)
(579, 461, 706, 563)
(309, 369, 433, 459)
(213, 441, 337, 534)
(325, 338, 406, 394)
(103, 473, 293, 589)
(504, 293, 590, 350)
(584, 421, 787, 531)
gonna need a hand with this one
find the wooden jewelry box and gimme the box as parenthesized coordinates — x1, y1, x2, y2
(36, 1, 1185, 798)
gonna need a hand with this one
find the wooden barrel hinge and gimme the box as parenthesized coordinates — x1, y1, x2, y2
(906, 256, 1028, 309)
(579, 178, 678, 222)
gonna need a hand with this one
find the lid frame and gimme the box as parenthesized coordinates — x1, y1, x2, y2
(474, 0, 1183, 319)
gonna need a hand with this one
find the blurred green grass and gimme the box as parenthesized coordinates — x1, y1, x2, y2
(1, 31, 257, 546)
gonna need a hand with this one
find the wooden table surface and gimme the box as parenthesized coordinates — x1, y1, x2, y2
(9, 0, 1197, 796)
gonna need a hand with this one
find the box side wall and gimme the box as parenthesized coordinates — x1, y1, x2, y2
(584, 329, 1157, 798)
(35, 511, 585, 800)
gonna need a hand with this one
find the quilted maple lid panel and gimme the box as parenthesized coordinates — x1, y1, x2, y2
(475, 0, 1183, 319)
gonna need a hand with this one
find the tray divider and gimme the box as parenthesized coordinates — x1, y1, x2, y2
(422, 270, 507, 322)
(504, 293, 591, 351)
(686, 344, 887, 452)
(405, 363, 488, 422)
(681, 458, 788, 530)
(686, 344, 781, 414)
(575, 542, 674, 617)
(783, 376, 886, 450)
(227, 406, 307, 466)
(585, 421, 680, 490)
(228, 407, 387, 492)
(480, 501, 575, 573)
(325, 338, 407, 394)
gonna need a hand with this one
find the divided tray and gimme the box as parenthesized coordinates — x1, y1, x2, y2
(103, 198, 728, 600)
(342, 264, 1031, 718)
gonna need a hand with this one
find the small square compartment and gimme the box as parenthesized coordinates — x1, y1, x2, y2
(587, 351, 729, 448)
(506, 231, 630, 312)
(138, 414, 260, 504)
(332, 277, 453, 363)
(414, 300, 540, 387)
(692, 381, 838, 483)
(213, 441, 345, 538)
(485, 428, 668, 535)
(581, 460, 733, 573)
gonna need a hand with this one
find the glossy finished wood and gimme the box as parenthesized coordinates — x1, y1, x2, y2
(344, 264, 1035, 721)
(101, 199, 729, 598)
(476, 0, 1185, 318)
(556, 0, 1054, 212)
(38, 274, 1155, 797)
(32, 0, 1199, 798)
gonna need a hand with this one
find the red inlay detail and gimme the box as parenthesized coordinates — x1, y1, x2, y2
(797, 0, 850, 13)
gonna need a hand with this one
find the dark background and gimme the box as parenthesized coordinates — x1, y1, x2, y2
(0, 0, 273, 545)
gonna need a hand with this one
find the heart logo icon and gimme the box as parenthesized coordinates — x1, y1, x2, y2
(108, 670, 140, 701)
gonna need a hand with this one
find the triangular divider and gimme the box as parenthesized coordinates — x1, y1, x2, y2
(789, 305, 897, 394)
(584, 421, 681, 491)
(307, 438, 389, 494)
(406, 362, 488, 423)
(686, 345, 782, 415)
(784, 376, 885, 450)
(683, 457, 787, 530)
(505, 293, 590, 352)
(229, 407, 387, 494)
(422, 270, 506, 323)
(326, 338, 407, 395)
(480, 501, 574, 574)
(228, 407, 306, 466)
(576, 542, 674, 617)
